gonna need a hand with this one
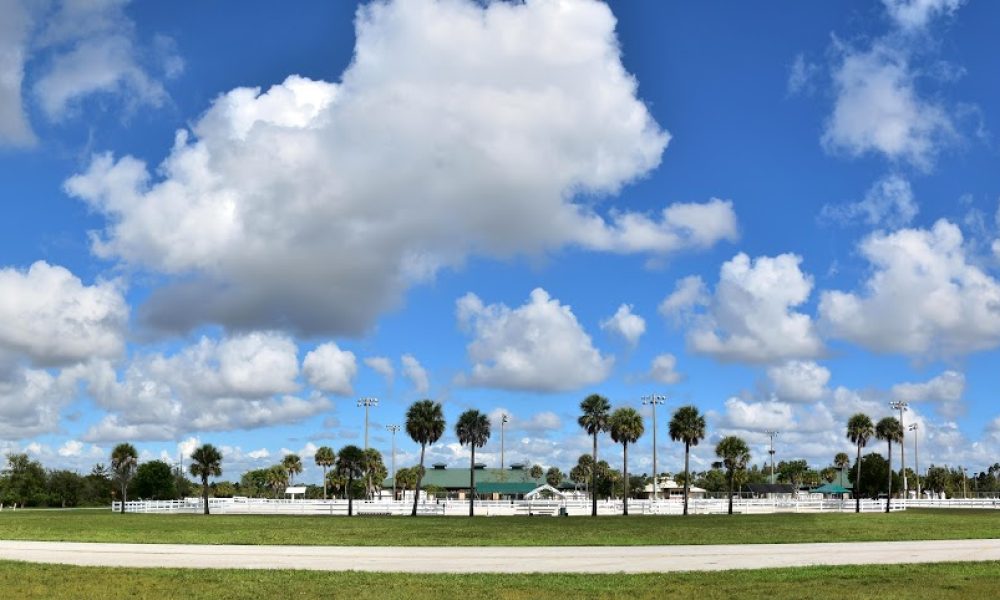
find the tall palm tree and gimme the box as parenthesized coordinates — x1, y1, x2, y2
(455, 409, 491, 517)
(336, 445, 366, 516)
(110, 443, 138, 514)
(846, 413, 875, 513)
(314, 446, 335, 500)
(669, 405, 706, 516)
(578, 394, 611, 517)
(281, 453, 303, 485)
(189, 444, 223, 515)
(876, 416, 903, 513)
(405, 399, 445, 516)
(715, 436, 751, 515)
(609, 407, 644, 516)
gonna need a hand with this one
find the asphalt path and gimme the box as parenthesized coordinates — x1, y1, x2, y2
(1, 539, 999, 572)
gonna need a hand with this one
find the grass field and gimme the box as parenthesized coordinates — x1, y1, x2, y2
(1, 560, 997, 599)
(1, 508, 997, 546)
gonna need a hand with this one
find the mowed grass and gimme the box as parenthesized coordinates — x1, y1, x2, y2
(0, 508, 997, 546)
(1, 560, 998, 599)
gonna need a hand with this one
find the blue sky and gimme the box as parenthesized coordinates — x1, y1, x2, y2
(1, 0, 998, 483)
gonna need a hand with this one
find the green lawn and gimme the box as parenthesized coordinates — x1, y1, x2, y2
(0, 508, 997, 546)
(1, 560, 997, 599)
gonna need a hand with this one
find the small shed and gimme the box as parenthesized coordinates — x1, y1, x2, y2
(284, 486, 306, 499)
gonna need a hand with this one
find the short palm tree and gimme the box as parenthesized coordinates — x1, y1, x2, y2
(281, 453, 303, 485)
(846, 413, 875, 513)
(455, 409, 491, 517)
(578, 394, 611, 516)
(609, 407, 644, 516)
(189, 444, 223, 515)
(876, 416, 903, 513)
(110, 443, 138, 514)
(834, 451, 850, 482)
(715, 436, 751, 515)
(669, 405, 706, 516)
(314, 446, 335, 500)
(406, 399, 446, 516)
(336, 445, 366, 516)
(265, 464, 288, 498)
(363, 448, 388, 499)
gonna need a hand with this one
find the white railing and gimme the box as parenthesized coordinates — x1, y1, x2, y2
(112, 497, 912, 515)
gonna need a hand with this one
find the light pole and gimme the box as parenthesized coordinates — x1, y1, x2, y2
(500, 414, 509, 470)
(908, 422, 919, 498)
(358, 397, 379, 450)
(386, 424, 400, 501)
(890, 400, 908, 497)
(642, 394, 666, 501)
(765, 431, 779, 484)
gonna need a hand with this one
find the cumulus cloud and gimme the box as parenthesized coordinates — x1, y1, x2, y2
(819, 220, 1000, 357)
(787, 53, 819, 95)
(0, 367, 82, 439)
(303, 343, 357, 396)
(767, 360, 831, 402)
(718, 397, 794, 432)
(62, 0, 740, 337)
(457, 288, 612, 392)
(400, 354, 429, 394)
(669, 253, 823, 364)
(600, 303, 646, 346)
(892, 370, 965, 418)
(364, 356, 394, 386)
(820, 174, 918, 229)
(0, 0, 35, 145)
(882, 0, 964, 31)
(649, 353, 681, 384)
(0, 261, 127, 367)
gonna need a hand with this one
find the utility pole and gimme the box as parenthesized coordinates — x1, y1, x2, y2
(386, 424, 400, 501)
(501, 414, 509, 470)
(358, 397, 379, 450)
(642, 394, 666, 501)
(890, 400, 908, 497)
(908, 422, 919, 498)
(765, 431, 779, 484)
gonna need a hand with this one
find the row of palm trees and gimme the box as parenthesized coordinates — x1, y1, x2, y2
(110, 441, 223, 515)
(846, 412, 903, 513)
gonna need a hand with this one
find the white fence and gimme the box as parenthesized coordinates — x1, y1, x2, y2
(112, 497, 913, 516)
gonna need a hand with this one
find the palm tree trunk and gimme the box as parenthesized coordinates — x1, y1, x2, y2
(120, 484, 126, 514)
(855, 443, 862, 513)
(886, 441, 893, 514)
(322, 466, 328, 501)
(412, 443, 426, 517)
(683, 441, 691, 516)
(622, 442, 629, 516)
(469, 445, 476, 517)
(348, 475, 354, 516)
(591, 432, 598, 517)
(728, 471, 734, 515)
(203, 474, 210, 515)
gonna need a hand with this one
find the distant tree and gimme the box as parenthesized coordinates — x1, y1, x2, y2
(820, 467, 838, 483)
(924, 465, 950, 495)
(281, 454, 303, 485)
(394, 466, 417, 492)
(240, 468, 270, 498)
(0, 454, 46, 507)
(609, 406, 644, 516)
(132, 460, 177, 500)
(669, 405, 706, 516)
(834, 452, 851, 485)
(455, 409, 491, 516)
(569, 455, 593, 492)
(363, 448, 388, 499)
(529, 464, 544, 479)
(715, 436, 751, 515)
(314, 446, 336, 500)
(266, 465, 288, 497)
(848, 453, 900, 500)
(213, 481, 237, 498)
(846, 413, 874, 513)
(81, 464, 112, 506)
(189, 444, 223, 515)
(110, 443, 138, 513)
(876, 417, 903, 513)
(776, 459, 809, 488)
(578, 394, 611, 516)
(47, 470, 83, 508)
(545, 467, 564, 488)
(405, 399, 445, 516)
(336, 445, 366, 516)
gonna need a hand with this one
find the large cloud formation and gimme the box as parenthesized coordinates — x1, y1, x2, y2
(64, 0, 737, 337)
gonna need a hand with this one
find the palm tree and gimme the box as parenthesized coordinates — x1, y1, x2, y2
(189, 444, 223, 515)
(578, 394, 611, 517)
(281, 453, 303, 485)
(314, 446, 335, 500)
(336, 445, 366, 516)
(363, 449, 388, 499)
(715, 436, 751, 515)
(405, 399, 446, 516)
(110, 443, 138, 514)
(265, 464, 288, 498)
(669, 405, 706, 516)
(834, 451, 850, 481)
(846, 413, 875, 513)
(876, 416, 903, 513)
(455, 409, 491, 517)
(609, 407, 644, 516)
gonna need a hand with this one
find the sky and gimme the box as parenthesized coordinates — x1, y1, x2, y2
(1, 0, 999, 485)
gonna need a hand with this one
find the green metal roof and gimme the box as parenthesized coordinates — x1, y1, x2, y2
(475, 482, 539, 494)
(383, 467, 545, 490)
(812, 482, 851, 494)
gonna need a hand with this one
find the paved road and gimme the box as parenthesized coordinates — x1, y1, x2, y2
(1, 539, 999, 572)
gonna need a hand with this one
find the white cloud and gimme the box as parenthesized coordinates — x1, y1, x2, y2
(0, 261, 127, 366)
(61, 0, 739, 337)
(0, 0, 35, 145)
(820, 174, 918, 229)
(177, 436, 200, 459)
(882, 0, 963, 31)
(649, 353, 681, 384)
(819, 220, 1000, 356)
(892, 370, 965, 418)
(247, 448, 270, 460)
(767, 360, 831, 402)
(658, 275, 709, 320)
(400, 354, 429, 394)
(600, 303, 646, 346)
(719, 397, 794, 432)
(303, 343, 357, 396)
(57, 439, 83, 457)
(364, 356, 394, 386)
(457, 288, 612, 392)
(676, 253, 823, 364)
(787, 53, 819, 95)
(0, 366, 80, 439)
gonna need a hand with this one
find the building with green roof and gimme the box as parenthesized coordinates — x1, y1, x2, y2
(383, 462, 577, 500)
